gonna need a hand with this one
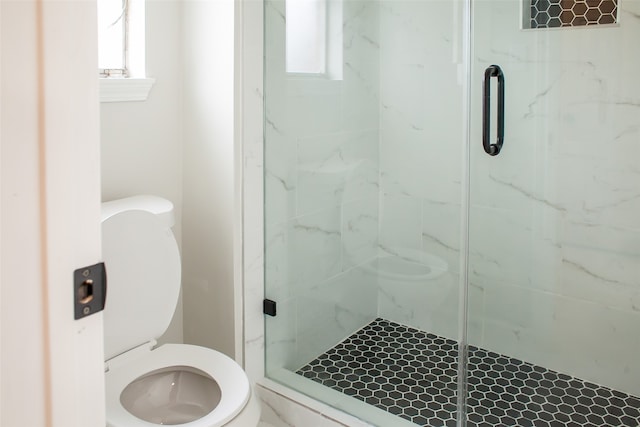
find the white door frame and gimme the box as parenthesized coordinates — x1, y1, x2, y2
(1, 1, 105, 426)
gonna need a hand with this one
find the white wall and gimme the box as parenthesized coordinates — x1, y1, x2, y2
(181, 0, 237, 358)
(101, 0, 240, 355)
(100, 0, 184, 344)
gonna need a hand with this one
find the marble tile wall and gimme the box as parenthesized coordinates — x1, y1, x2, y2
(257, 382, 374, 427)
(376, 0, 465, 341)
(258, 0, 640, 408)
(263, 0, 381, 372)
(375, 0, 640, 397)
(466, 0, 640, 396)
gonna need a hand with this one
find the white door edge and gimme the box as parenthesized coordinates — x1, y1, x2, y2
(1, 1, 105, 426)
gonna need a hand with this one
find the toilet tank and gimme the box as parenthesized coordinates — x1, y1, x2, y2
(101, 195, 175, 228)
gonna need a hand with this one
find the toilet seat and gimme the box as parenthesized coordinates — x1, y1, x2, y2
(106, 343, 250, 427)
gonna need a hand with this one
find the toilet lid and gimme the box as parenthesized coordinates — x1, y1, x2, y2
(102, 209, 181, 361)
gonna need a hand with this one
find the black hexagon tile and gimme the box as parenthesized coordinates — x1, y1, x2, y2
(529, 0, 617, 29)
(297, 318, 640, 426)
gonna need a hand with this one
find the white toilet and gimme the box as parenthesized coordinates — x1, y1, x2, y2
(102, 195, 260, 427)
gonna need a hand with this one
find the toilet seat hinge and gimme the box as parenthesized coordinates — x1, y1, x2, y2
(105, 340, 157, 371)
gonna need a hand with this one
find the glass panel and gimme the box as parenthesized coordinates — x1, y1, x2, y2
(98, 0, 126, 71)
(286, 0, 327, 74)
(264, 0, 467, 425)
(468, 0, 640, 425)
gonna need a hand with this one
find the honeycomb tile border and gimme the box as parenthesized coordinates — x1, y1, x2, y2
(528, 0, 618, 29)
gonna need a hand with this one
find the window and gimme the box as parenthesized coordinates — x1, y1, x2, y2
(97, 0, 154, 102)
(285, 0, 342, 79)
(98, 0, 128, 76)
(286, 0, 327, 74)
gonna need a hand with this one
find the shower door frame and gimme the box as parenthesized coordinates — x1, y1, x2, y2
(457, 0, 473, 423)
(247, 0, 478, 424)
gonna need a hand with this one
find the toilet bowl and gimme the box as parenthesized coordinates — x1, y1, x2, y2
(102, 195, 260, 427)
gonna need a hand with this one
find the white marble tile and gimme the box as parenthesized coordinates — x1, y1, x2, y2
(296, 168, 347, 217)
(258, 385, 349, 427)
(291, 208, 343, 292)
(295, 266, 377, 368)
(265, 297, 298, 374)
(477, 282, 640, 397)
(560, 220, 640, 259)
(264, 128, 297, 226)
(264, 220, 293, 302)
(468, 206, 536, 289)
(379, 194, 423, 252)
(378, 0, 463, 204)
(341, 195, 379, 270)
(378, 269, 460, 340)
(297, 130, 379, 217)
(342, 3, 380, 132)
(379, 0, 460, 61)
(264, 0, 286, 94)
(257, 380, 380, 427)
(265, 208, 344, 302)
(284, 83, 345, 140)
(421, 200, 461, 274)
(463, 281, 486, 349)
(379, 127, 463, 204)
(553, 134, 640, 231)
(558, 244, 640, 313)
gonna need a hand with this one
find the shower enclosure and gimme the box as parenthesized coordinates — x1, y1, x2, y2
(263, 0, 640, 425)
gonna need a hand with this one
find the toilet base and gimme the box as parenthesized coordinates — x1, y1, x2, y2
(226, 388, 261, 427)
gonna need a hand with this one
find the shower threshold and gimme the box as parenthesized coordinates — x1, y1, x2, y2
(297, 318, 640, 426)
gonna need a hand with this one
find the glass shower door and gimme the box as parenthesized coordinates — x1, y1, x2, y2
(466, 1, 640, 425)
(263, 0, 469, 425)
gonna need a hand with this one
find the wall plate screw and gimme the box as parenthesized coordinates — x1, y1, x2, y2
(82, 270, 90, 277)
(83, 307, 91, 315)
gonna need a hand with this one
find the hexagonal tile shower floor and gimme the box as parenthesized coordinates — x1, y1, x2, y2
(297, 318, 640, 426)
